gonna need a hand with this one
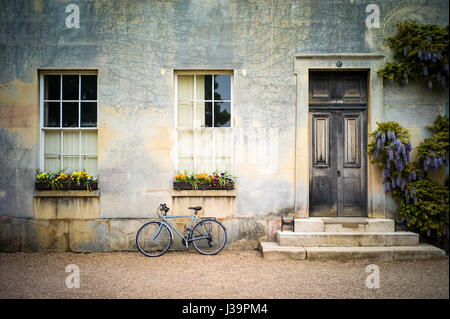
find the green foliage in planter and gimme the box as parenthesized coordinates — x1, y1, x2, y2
(207, 171, 236, 188)
(392, 179, 449, 237)
(35, 169, 98, 191)
(377, 20, 449, 89)
(174, 170, 236, 190)
(174, 171, 201, 190)
(36, 170, 54, 183)
(416, 115, 449, 172)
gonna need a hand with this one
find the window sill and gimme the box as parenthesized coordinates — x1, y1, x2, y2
(171, 190, 236, 197)
(34, 190, 100, 197)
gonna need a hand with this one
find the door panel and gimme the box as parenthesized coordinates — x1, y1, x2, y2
(309, 72, 367, 105)
(344, 115, 359, 165)
(309, 113, 337, 217)
(340, 112, 367, 216)
(310, 110, 366, 217)
(313, 115, 329, 165)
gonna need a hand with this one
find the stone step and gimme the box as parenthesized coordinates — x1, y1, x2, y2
(276, 231, 419, 247)
(259, 242, 306, 260)
(259, 242, 447, 261)
(294, 218, 395, 233)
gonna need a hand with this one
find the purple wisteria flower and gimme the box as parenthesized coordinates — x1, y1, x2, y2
(381, 133, 386, 146)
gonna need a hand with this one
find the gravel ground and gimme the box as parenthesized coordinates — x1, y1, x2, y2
(0, 250, 448, 299)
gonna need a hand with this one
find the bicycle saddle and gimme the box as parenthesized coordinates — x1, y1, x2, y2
(188, 206, 202, 211)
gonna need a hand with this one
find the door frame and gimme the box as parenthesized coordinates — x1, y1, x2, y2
(293, 54, 386, 219)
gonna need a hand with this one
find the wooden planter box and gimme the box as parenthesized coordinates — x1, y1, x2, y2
(35, 181, 99, 191)
(173, 181, 235, 190)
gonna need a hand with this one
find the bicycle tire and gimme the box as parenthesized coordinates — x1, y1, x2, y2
(136, 221, 172, 257)
(191, 219, 227, 255)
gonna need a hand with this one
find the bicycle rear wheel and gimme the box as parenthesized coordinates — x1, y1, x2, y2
(136, 221, 172, 257)
(191, 219, 227, 255)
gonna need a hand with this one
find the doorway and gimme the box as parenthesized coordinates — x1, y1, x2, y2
(309, 71, 368, 217)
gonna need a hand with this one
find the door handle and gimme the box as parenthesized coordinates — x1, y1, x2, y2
(337, 170, 341, 177)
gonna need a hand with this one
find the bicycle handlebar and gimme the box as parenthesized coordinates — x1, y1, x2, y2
(159, 203, 170, 214)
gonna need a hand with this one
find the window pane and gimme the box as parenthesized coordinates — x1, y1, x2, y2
(44, 75, 60, 100)
(194, 102, 212, 128)
(178, 75, 194, 101)
(198, 129, 213, 171)
(81, 102, 97, 127)
(215, 156, 232, 172)
(81, 75, 97, 100)
(81, 131, 97, 155)
(178, 157, 194, 172)
(82, 157, 97, 175)
(44, 131, 60, 155)
(178, 129, 193, 157)
(214, 102, 231, 127)
(63, 131, 79, 155)
(215, 128, 232, 155)
(44, 157, 60, 171)
(62, 102, 79, 127)
(205, 102, 212, 127)
(44, 102, 60, 127)
(62, 157, 79, 172)
(214, 75, 230, 100)
(196, 75, 212, 100)
(196, 75, 205, 100)
(62, 75, 79, 100)
(177, 102, 193, 127)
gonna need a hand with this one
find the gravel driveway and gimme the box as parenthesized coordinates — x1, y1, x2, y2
(0, 250, 448, 299)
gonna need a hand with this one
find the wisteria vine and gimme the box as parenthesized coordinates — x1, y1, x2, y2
(368, 119, 449, 238)
(369, 122, 422, 204)
(377, 20, 449, 89)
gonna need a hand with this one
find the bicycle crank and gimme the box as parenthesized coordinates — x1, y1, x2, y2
(207, 235, 213, 248)
(181, 238, 190, 249)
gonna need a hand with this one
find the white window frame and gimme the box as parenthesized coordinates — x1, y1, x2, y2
(174, 71, 234, 173)
(39, 70, 98, 172)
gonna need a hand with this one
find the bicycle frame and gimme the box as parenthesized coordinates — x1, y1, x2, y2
(153, 213, 211, 243)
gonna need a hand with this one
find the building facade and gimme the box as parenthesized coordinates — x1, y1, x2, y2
(0, 0, 449, 252)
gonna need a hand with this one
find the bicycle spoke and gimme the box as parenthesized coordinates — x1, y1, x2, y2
(192, 220, 227, 255)
(136, 222, 172, 257)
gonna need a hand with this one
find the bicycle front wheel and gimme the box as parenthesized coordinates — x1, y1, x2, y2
(191, 219, 227, 255)
(136, 221, 172, 257)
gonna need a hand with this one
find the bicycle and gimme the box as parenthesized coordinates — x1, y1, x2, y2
(136, 203, 227, 257)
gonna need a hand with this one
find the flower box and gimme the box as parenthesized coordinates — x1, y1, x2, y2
(35, 181, 99, 191)
(173, 181, 235, 190)
(173, 181, 193, 190)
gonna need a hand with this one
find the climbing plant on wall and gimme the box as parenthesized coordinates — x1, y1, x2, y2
(367, 116, 449, 239)
(378, 20, 449, 89)
(416, 114, 449, 172)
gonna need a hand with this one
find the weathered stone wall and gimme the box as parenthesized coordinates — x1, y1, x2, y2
(0, 0, 448, 251)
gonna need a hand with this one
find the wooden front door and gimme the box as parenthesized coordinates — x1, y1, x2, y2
(309, 71, 367, 217)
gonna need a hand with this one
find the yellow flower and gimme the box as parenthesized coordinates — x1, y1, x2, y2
(175, 173, 187, 181)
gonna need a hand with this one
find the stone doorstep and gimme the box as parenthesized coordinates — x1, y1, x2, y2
(276, 231, 419, 247)
(294, 218, 395, 233)
(259, 242, 306, 260)
(259, 242, 447, 261)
